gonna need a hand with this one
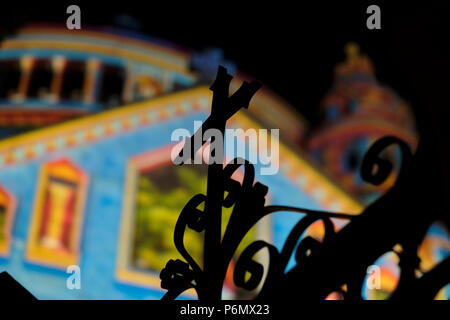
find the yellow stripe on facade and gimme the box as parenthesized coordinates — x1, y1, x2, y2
(0, 87, 208, 151)
(0, 86, 362, 213)
(1, 40, 193, 74)
(17, 27, 189, 60)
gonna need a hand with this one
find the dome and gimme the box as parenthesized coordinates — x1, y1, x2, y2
(307, 43, 419, 203)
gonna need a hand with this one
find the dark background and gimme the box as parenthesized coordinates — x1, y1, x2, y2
(0, 2, 447, 124)
(0, 1, 449, 224)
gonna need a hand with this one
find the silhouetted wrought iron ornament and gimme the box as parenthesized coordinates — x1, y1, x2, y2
(160, 66, 450, 301)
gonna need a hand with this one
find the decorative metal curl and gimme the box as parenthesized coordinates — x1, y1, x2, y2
(360, 135, 413, 185)
(160, 66, 449, 301)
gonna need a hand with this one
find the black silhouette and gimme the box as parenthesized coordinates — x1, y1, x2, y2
(0, 271, 36, 301)
(160, 66, 450, 301)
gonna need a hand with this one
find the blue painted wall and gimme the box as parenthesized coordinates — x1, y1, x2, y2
(0, 113, 324, 299)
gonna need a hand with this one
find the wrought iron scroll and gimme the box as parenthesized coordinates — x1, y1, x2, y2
(160, 66, 450, 301)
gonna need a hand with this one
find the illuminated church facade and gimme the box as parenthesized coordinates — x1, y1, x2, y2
(0, 25, 447, 299)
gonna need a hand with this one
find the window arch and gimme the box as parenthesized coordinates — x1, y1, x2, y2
(0, 184, 16, 257)
(26, 158, 88, 269)
(116, 145, 271, 298)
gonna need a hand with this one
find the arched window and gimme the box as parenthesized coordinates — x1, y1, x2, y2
(26, 158, 88, 269)
(0, 184, 16, 256)
(27, 59, 52, 99)
(116, 145, 270, 298)
(0, 59, 21, 99)
(60, 60, 86, 102)
(325, 104, 340, 120)
(131, 74, 163, 102)
(98, 65, 125, 108)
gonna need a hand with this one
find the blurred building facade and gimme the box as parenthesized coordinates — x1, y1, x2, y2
(0, 26, 447, 299)
(306, 43, 419, 204)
